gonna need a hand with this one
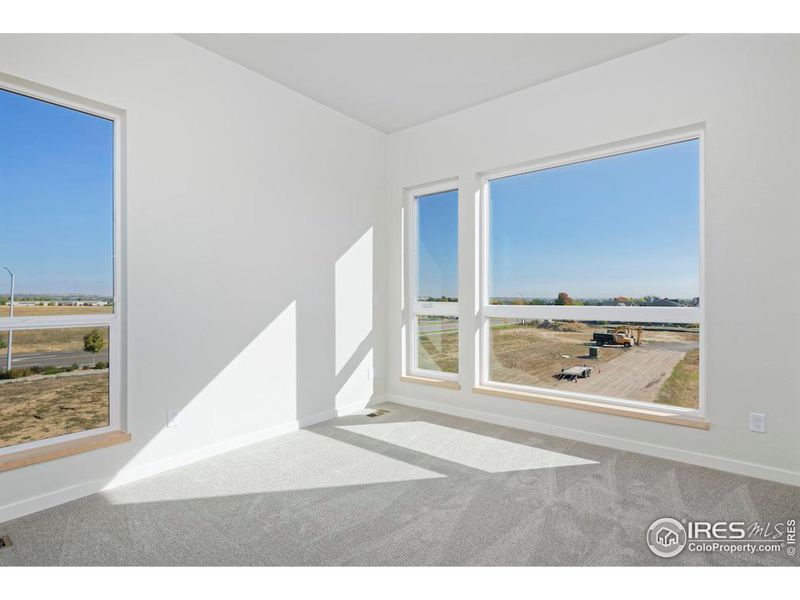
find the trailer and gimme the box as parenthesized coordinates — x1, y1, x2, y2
(558, 365, 593, 381)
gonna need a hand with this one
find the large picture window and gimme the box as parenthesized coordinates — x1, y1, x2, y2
(405, 184, 459, 381)
(480, 133, 702, 412)
(0, 84, 121, 452)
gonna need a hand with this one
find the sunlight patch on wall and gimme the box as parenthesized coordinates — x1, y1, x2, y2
(338, 421, 596, 473)
(106, 301, 298, 483)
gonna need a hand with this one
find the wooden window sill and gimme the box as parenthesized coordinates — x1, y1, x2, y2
(401, 375, 460, 391)
(473, 386, 709, 430)
(0, 430, 131, 473)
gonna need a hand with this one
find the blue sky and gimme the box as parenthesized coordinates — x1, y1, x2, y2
(0, 88, 113, 296)
(418, 141, 699, 300)
(490, 139, 699, 299)
(417, 189, 458, 299)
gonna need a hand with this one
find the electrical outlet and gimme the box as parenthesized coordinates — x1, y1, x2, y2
(749, 412, 766, 433)
(366, 367, 374, 380)
(167, 408, 181, 428)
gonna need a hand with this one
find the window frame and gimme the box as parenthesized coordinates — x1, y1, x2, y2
(0, 78, 125, 456)
(404, 180, 460, 382)
(478, 128, 705, 416)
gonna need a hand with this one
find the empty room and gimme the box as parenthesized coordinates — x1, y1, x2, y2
(1, 4, 799, 584)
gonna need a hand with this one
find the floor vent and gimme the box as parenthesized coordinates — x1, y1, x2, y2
(366, 409, 390, 418)
(0, 535, 12, 548)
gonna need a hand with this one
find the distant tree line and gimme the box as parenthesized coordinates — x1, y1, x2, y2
(419, 295, 459, 302)
(491, 292, 697, 307)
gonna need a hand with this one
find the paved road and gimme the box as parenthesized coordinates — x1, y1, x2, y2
(418, 321, 458, 335)
(6, 349, 110, 369)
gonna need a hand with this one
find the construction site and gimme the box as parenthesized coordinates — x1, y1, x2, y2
(418, 320, 700, 408)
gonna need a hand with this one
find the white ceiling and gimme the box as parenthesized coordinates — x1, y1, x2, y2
(181, 34, 679, 133)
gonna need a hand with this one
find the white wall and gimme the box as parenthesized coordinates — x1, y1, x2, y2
(0, 34, 386, 521)
(386, 35, 800, 485)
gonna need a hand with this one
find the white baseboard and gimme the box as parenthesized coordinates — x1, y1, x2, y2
(103, 420, 300, 490)
(10, 391, 791, 525)
(336, 395, 384, 417)
(0, 419, 300, 524)
(1, 399, 391, 524)
(297, 398, 385, 428)
(384, 393, 800, 487)
(297, 393, 389, 428)
(298, 410, 337, 428)
(1, 477, 112, 526)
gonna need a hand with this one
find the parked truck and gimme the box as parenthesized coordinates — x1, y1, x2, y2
(592, 326, 642, 348)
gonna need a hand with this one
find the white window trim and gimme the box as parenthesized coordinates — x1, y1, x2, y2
(404, 180, 460, 382)
(0, 77, 125, 456)
(478, 126, 706, 416)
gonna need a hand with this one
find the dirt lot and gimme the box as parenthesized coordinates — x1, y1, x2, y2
(419, 322, 699, 407)
(0, 371, 109, 448)
(545, 343, 690, 402)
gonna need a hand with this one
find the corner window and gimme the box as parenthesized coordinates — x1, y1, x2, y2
(0, 85, 121, 452)
(481, 135, 702, 411)
(406, 185, 459, 381)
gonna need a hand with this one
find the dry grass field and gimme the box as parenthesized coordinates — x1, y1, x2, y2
(0, 305, 112, 318)
(1, 326, 109, 355)
(0, 306, 113, 354)
(1, 306, 112, 355)
(656, 348, 700, 408)
(0, 371, 109, 448)
(418, 318, 459, 373)
(419, 322, 700, 408)
(0, 309, 111, 446)
(489, 323, 617, 383)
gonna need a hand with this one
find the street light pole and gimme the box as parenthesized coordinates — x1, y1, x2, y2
(3, 267, 13, 373)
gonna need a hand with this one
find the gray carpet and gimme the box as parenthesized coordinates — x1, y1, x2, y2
(1, 402, 798, 566)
